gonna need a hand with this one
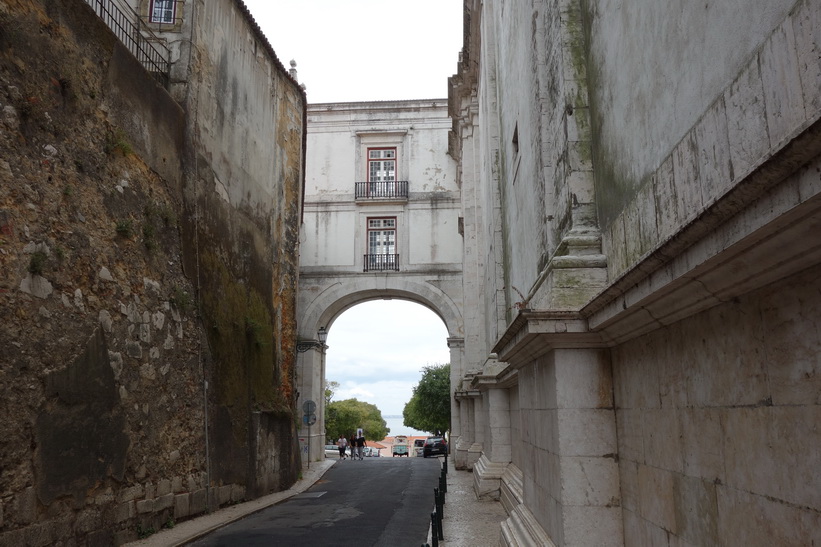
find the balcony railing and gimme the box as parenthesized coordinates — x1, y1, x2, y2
(355, 181, 409, 200)
(82, 0, 171, 87)
(363, 254, 399, 272)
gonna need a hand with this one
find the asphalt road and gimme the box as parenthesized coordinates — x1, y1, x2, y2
(188, 456, 443, 547)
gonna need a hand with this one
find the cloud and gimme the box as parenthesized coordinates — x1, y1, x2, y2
(325, 300, 450, 415)
(241, 0, 464, 103)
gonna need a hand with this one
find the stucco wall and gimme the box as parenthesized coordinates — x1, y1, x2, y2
(187, 0, 305, 495)
(301, 101, 460, 273)
(613, 262, 821, 545)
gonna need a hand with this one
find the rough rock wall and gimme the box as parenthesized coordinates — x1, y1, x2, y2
(0, 0, 304, 544)
(0, 2, 208, 543)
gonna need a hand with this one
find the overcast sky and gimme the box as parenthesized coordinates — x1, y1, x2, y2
(242, 0, 464, 103)
(240, 1, 462, 416)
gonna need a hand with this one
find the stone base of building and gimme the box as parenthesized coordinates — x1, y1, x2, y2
(473, 454, 508, 501)
(454, 438, 470, 470)
(466, 443, 483, 470)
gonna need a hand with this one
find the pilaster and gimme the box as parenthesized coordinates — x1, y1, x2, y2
(295, 338, 326, 463)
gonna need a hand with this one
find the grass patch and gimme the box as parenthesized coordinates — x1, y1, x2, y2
(105, 129, 132, 156)
(116, 219, 133, 238)
(142, 222, 156, 250)
(28, 251, 47, 275)
(170, 286, 192, 313)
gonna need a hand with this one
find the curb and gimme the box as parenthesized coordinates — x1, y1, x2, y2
(123, 459, 337, 546)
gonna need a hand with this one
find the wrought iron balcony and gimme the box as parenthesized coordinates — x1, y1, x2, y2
(355, 181, 409, 200)
(363, 254, 399, 272)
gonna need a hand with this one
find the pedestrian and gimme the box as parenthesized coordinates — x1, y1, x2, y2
(356, 433, 366, 460)
(337, 435, 347, 460)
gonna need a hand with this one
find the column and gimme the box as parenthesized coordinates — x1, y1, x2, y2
(295, 338, 326, 463)
(448, 337, 465, 450)
(468, 393, 485, 470)
(473, 386, 512, 499)
(518, 348, 622, 546)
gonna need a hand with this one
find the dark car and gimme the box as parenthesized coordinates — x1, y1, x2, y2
(422, 436, 448, 458)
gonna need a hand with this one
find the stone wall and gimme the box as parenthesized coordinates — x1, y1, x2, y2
(449, 0, 821, 545)
(0, 0, 304, 544)
(613, 262, 821, 545)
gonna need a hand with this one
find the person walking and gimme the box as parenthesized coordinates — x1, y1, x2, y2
(337, 435, 348, 460)
(355, 433, 366, 460)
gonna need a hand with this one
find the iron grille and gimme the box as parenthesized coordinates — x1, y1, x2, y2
(355, 181, 409, 200)
(363, 254, 399, 272)
(82, 0, 171, 87)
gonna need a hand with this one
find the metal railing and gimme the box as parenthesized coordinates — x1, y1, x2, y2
(363, 254, 399, 272)
(82, 0, 171, 87)
(355, 181, 409, 200)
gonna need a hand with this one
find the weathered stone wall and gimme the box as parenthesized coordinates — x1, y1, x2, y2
(0, 0, 304, 544)
(590, 0, 821, 280)
(0, 2, 207, 543)
(450, 0, 821, 545)
(588, 0, 795, 223)
(613, 262, 821, 545)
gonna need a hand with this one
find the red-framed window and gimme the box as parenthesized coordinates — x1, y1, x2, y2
(365, 217, 398, 271)
(367, 217, 396, 255)
(368, 148, 396, 183)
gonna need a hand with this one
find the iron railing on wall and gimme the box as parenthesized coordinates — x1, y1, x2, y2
(355, 181, 409, 200)
(363, 254, 399, 272)
(82, 0, 171, 87)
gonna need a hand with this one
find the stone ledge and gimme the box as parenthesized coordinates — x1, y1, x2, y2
(473, 455, 509, 501)
(500, 464, 523, 515)
(500, 504, 557, 547)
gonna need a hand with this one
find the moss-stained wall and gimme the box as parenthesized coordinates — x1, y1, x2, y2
(185, 0, 304, 497)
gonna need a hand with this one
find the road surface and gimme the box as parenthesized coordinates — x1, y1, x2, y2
(189, 456, 442, 547)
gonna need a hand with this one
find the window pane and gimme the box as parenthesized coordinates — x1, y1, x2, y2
(151, 0, 174, 23)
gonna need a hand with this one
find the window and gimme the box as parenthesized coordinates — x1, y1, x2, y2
(149, 0, 175, 24)
(368, 148, 396, 183)
(365, 217, 398, 271)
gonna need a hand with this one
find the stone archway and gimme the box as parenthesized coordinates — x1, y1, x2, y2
(296, 275, 464, 462)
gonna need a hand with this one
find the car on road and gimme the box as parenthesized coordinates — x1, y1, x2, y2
(324, 444, 339, 458)
(422, 437, 448, 458)
(413, 438, 425, 457)
(392, 435, 409, 457)
(363, 446, 380, 457)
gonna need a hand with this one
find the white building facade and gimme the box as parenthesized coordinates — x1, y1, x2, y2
(296, 100, 465, 461)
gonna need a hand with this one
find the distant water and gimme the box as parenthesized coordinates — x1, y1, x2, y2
(382, 415, 428, 439)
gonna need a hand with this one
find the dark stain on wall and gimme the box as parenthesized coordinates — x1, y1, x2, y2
(36, 328, 129, 507)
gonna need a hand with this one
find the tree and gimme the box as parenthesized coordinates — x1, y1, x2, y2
(325, 398, 389, 442)
(403, 363, 450, 435)
(324, 380, 339, 407)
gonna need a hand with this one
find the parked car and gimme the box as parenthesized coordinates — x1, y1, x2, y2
(363, 446, 380, 457)
(324, 444, 339, 458)
(413, 438, 425, 457)
(423, 437, 448, 458)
